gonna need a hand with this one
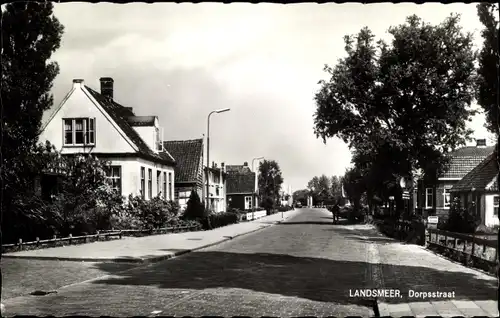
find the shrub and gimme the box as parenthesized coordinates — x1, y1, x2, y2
(123, 195, 180, 230)
(443, 197, 481, 233)
(261, 196, 276, 214)
(182, 190, 209, 220)
(207, 212, 239, 229)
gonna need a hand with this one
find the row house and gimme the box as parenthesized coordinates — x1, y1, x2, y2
(226, 162, 257, 210)
(416, 139, 495, 221)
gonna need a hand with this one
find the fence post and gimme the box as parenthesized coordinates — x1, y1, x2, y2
(69, 233, 72, 245)
(453, 237, 457, 249)
(53, 235, 57, 240)
(119, 230, 122, 239)
(96, 231, 100, 241)
(444, 233, 448, 247)
(18, 238, 23, 251)
(36, 237, 40, 247)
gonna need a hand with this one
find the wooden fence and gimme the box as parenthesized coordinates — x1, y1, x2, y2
(2, 225, 200, 253)
(427, 228, 499, 274)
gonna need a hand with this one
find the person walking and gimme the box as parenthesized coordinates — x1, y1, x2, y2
(332, 202, 340, 224)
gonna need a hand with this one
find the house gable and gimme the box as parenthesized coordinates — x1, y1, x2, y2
(451, 151, 499, 193)
(39, 81, 136, 154)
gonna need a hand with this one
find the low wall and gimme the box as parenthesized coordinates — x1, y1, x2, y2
(242, 210, 267, 221)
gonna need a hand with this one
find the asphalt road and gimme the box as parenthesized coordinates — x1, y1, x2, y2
(3, 208, 377, 317)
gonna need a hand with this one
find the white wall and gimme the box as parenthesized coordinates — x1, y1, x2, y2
(100, 157, 175, 201)
(133, 125, 157, 153)
(484, 194, 499, 227)
(39, 84, 135, 154)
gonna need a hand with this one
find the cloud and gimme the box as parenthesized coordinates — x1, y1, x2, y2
(48, 2, 492, 191)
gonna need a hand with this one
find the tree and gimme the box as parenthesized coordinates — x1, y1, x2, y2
(476, 3, 499, 135)
(342, 167, 365, 211)
(1, 2, 64, 239)
(258, 160, 284, 206)
(183, 190, 207, 221)
(314, 15, 477, 189)
(293, 189, 309, 206)
(330, 176, 343, 203)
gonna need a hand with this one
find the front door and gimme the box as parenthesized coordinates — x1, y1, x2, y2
(244, 196, 252, 210)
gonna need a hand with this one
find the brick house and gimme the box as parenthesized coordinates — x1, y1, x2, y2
(226, 162, 256, 210)
(416, 139, 495, 220)
(163, 139, 204, 210)
(39, 78, 176, 200)
(450, 149, 499, 228)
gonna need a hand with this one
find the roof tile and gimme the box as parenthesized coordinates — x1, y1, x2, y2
(163, 139, 203, 183)
(451, 150, 498, 192)
(440, 146, 495, 179)
(226, 172, 255, 194)
(85, 86, 175, 166)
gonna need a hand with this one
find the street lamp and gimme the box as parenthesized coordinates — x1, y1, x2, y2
(252, 157, 264, 212)
(206, 108, 231, 210)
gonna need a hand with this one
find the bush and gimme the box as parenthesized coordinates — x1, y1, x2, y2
(277, 206, 293, 212)
(182, 190, 208, 220)
(443, 197, 481, 233)
(207, 212, 239, 229)
(111, 195, 180, 230)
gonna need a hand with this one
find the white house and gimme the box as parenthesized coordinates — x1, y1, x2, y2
(450, 149, 499, 228)
(39, 77, 176, 200)
(204, 162, 227, 213)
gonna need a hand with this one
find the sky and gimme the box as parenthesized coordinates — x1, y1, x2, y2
(44, 2, 494, 193)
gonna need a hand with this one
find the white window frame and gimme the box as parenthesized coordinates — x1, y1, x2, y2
(156, 170, 161, 197)
(425, 188, 433, 209)
(244, 196, 252, 210)
(493, 195, 499, 216)
(63, 118, 95, 146)
(163, 172, 167, 200)
(443, 188, 451, 209)
(168, 172, 173, 200)
(140, 167, 145, 199)
(148, 169, 153, 199)
(106, 166, 122, 194)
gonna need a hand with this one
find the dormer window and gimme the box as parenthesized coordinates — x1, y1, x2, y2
(63, 118, 95, 146)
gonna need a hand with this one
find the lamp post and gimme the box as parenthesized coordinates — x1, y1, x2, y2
(252, 157, 264, 214)
(206, 108, 230, 210)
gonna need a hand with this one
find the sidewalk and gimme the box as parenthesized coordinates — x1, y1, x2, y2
(359, 225, 499, 317)
(2, 210, 301, 263)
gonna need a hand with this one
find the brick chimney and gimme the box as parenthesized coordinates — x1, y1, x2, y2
(476, 139, 487, 147)
(100, 77, 114, 99)
(72, 79, 84, 89)
(221, 162, 225, 171)
(243, 162, 248, 167)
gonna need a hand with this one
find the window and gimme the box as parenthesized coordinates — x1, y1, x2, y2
(148, 169, 152, 199)
(157, 170, 161, 197)
(106, 166, 122, 194)
(163, 172, 167, 200)
(63, 118, 95, 146)
(168, 172, 172, 200)
(425, 188, 433, 208)
(140, 167, 145, 199)
(494, 196, 499, 216)
(443, 188, 451, 209)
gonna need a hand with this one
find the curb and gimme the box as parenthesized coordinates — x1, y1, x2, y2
(2, 217, 291, 264)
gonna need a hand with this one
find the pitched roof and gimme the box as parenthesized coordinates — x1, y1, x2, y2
(226, 172, 255, 194)
(450, 151, 498, 192)
(226, 165, 252, 174)
(163, 139, 203, 183)
(127, 116, 156, 127)
(440, 146, 495, 179)
(84, 86, 175, 166)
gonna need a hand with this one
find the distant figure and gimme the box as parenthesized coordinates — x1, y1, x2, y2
(332, 203, 340, 224)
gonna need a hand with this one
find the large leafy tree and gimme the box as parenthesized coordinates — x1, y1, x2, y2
(476, 3, 499, 135)
(292, 189, 309, 206)
(314, 15, 477, 185)
(258, 160, 284, 205)
(2, 2, 64, 157)
(1, 2, 64, 238)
